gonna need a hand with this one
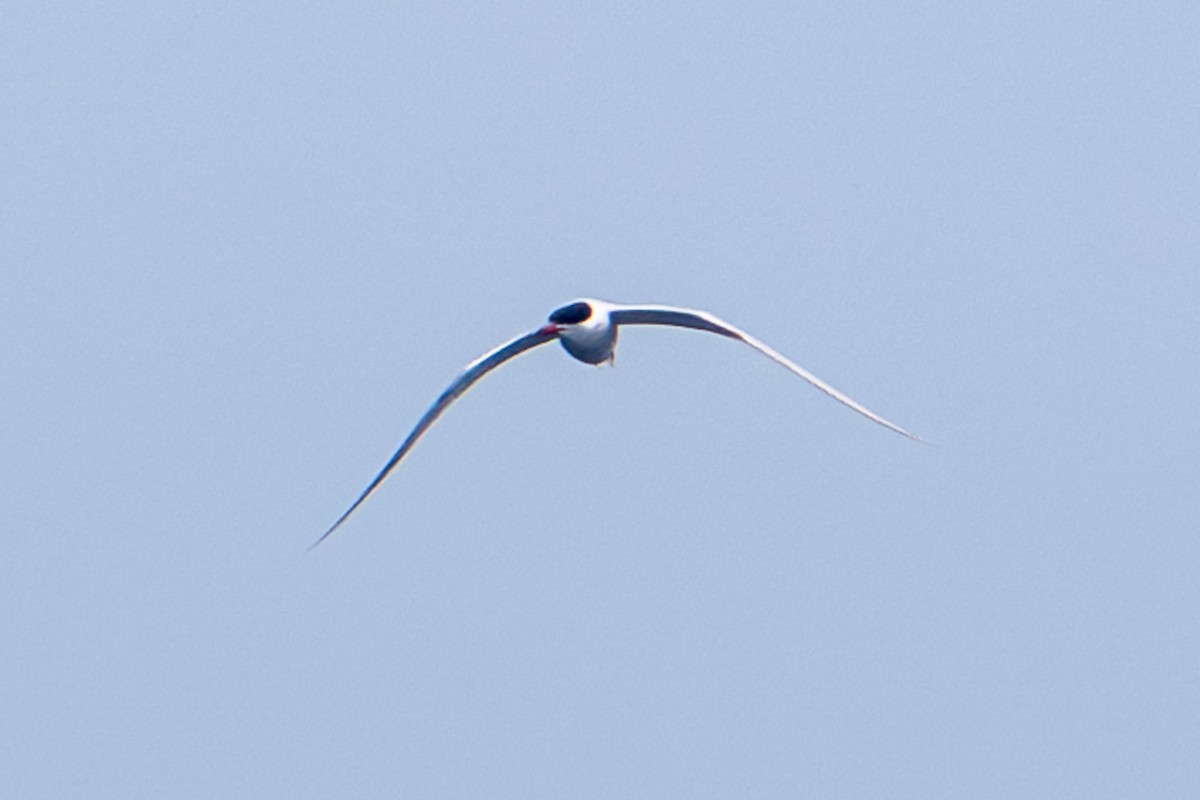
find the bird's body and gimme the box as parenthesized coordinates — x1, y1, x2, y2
(549, 300, 618, 364)
(312, 299, 918, 549)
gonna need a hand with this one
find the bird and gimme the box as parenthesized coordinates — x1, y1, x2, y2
(311, 298, 919, 549)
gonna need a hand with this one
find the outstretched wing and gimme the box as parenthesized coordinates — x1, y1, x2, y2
(608, 304, 920, 441)
(311, 328, 558, 549)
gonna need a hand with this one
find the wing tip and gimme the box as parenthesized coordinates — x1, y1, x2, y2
(307, 520, 343, 552)
(885, 420, 932, 446)
(308, 502, 361, 551)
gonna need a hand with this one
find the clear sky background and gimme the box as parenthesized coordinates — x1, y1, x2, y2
(3, 3, 1197, 797)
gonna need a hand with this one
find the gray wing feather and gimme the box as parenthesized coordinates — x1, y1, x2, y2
(311, 328, 557, 549)
(609, 304, 919, 441)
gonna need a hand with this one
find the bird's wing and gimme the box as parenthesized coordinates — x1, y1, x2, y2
(311, 328, 558, 549)
(608, 304, 920, 441)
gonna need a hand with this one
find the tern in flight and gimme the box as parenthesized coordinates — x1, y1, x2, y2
(312, 299, 919, 548)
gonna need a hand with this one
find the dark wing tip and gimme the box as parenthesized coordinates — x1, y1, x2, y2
(308, 505, 358, 551)
(307, 524, 340, 552)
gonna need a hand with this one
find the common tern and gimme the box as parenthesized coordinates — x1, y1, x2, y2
(313, 298, 918, 548)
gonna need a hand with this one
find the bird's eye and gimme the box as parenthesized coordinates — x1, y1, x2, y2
(549, 302, 592, 325)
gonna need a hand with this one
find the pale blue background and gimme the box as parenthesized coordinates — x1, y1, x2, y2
(3, 3, 1197, 797)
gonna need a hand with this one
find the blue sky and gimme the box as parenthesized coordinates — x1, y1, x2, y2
(3, 2, 1198, 797)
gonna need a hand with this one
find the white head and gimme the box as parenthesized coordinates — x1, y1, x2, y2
(538, 298, 618, 364)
